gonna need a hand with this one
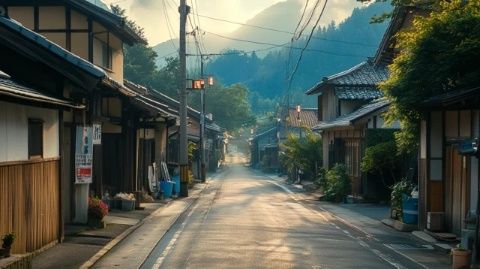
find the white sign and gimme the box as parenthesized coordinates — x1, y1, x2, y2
(93, 124, 102, 145)
(75, 126, 93, 184)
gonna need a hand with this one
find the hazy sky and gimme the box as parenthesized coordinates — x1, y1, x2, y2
(102, 0, 361, 46)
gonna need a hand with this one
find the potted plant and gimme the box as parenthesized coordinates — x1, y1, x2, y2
(1, 233, 15, 258)
(451, 244, 471, 269)
(88, 197, 109, 229)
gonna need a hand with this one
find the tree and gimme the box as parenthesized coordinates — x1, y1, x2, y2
(152, 57, 182, 98)
(279, 130, 322, 181)
(380, 0, 480, 153)
(204, 83, 256, 131)
(124, 44, 158, 86)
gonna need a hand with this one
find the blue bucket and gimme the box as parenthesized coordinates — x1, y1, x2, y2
(172, 176, 180, 195)
(160, 181, 173, 198)
(402, 194, 418, 224)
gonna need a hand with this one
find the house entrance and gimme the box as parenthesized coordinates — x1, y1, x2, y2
(445, 146, 469, 235)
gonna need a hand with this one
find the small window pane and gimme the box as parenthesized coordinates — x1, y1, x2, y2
(28, 119, 43, 159)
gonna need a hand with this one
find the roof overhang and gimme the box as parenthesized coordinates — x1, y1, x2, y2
(0, 76, 85, 109)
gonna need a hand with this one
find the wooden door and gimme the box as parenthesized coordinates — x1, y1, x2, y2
(445, 146, 469, 235)
(102, 134, 123, 194)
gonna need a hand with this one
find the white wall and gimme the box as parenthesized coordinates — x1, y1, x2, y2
(0, 101, 59, 162)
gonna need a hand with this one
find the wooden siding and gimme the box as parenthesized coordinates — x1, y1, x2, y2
(0, 159, 59, 254)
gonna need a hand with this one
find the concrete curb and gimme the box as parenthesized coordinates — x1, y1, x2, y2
(79, 176, 216, 269)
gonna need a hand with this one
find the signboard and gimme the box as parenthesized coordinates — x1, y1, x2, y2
(93, 124, 102, 145)
(75, 126, 93, 184)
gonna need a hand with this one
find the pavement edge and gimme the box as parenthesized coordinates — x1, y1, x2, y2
(79, 177, 215, 269)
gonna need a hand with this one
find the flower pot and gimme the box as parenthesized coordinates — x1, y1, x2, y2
(451, 249, 471, 269)
(88, 218, 106, 229)
(0, 246, 11, 258)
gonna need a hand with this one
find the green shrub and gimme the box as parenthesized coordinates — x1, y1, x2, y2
(390, 179, 415, 219)
(315, 167, 327, 188)
(323, 164, 351, 202)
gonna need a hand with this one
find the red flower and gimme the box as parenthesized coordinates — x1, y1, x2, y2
(88, 197, 109, 220)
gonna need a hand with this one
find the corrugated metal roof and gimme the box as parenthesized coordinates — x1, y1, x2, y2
(0, 73, 84, 109)
(288, 107, 319, 128)
(313, 99, 390, 131)
(305, 61, 388, 95)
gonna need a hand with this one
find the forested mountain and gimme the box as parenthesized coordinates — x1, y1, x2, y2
(152, 0, 366, 67)
(205, 2, 392, 110)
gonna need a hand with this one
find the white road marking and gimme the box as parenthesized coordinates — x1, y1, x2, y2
(267, 178, 428, 269)
(151, 200, 201, 269)
(384, 244, 429, 269)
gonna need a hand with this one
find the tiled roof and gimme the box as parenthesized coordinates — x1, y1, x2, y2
(335, 86, 384, 100)
(0, 72, 84, 109)
(124, 80, 224, 133)
(305, 61, 388, 95)
(0, 16, 142, 98)
(288, 108, 319, 128)
(422, 87, 480, 109)
(0, 16, 105, 79)
(313, 99, 390, 131)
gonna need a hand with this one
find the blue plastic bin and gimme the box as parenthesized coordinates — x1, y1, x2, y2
(402, 194, 418, 224)
(160, 181, 174, 198)
(172, 176, 180, 195)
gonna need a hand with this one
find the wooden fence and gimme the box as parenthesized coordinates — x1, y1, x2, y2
(0, 158, 60, 254)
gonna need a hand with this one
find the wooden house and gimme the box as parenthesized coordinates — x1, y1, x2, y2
(306, 60, 392, 195)
(418, 88, 480, 239)
(0, 0, 183, 231)
(0, 68, 84, 254)
(0, 14, 100, 253)
(250, 127, 279, 170)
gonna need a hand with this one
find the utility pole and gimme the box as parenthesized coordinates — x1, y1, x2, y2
(179, 0, 189, 197)
(200, 57, 206, 182)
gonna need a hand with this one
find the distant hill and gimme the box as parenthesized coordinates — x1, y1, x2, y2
(204, 2, 392, 110)
(152, 0, 367, 67)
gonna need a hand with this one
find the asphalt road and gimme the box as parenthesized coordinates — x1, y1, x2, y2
(135, 154, 445, 269)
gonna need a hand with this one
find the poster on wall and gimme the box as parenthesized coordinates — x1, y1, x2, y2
(93, 124, 102, 145)
(75, 126, 93, 184)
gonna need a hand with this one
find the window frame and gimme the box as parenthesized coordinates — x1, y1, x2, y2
(28, 118, 44, 160)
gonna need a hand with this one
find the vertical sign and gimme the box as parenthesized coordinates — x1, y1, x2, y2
(93, 124, 102, 145)
(75, 126, 93, 184)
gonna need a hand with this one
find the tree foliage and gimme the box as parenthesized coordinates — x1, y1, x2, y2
(323, 164, 351, 202)
(381, 0, 480, 153)
(204, 84, 256, 131)
(279, 131, 322, 180)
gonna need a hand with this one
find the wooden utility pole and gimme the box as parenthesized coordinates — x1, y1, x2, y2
(200, 58, 206, 182)
(179, 0, 189, 197)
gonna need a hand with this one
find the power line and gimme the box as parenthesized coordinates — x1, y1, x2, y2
(295, 0, 322, 40)
(203, 30, 368, 57)
(192, 13, 377, 48)
(288, 0, 329, 90)
(161, 0, 178, 51)
(293, 0, 311, 37)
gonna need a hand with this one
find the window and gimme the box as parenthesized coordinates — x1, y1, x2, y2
(101, 41, 112, 69)
(28, 119, 43, 159)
